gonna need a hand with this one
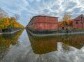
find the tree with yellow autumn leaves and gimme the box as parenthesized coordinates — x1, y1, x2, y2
(0, 17, 24, 29)
(58, 12, 73, 31)
(62, 12, 73, 26)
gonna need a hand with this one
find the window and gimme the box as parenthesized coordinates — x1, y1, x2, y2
(62, 27, 64, 30)
(76, 21, 78, 24)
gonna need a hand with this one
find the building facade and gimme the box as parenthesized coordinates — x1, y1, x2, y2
(73, 14, 84, 29)
(28, 15, 58, 31)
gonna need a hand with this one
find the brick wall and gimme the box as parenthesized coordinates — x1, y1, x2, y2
(31, 16, 58, 31)
(73, 14, 84, 29)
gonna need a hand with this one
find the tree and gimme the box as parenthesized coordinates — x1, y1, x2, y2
(0, 17, 24, 29)
(62, 12, 72, 26)
(63, 12, 71, 21)
(14, 14, 20, 20)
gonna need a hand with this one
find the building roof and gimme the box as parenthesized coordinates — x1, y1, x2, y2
(74, 14, 84, 21)
(34, 15, 58, 18)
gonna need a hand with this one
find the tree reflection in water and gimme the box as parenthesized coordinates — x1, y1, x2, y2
(0, 30, 23, 60)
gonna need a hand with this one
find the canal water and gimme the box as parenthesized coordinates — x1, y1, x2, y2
(0, 30, 84, 62)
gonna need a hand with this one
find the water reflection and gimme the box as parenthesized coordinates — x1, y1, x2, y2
(0, 30, 23, 60)
(61, 34, 84, 49)
(0, 30, 84, 62)
(28, 33, 57, 54)
(27, 30, 84, 54)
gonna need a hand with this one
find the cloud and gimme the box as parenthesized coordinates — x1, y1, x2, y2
(0, 0, 84, 26)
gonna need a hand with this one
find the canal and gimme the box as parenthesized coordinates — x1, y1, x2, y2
(0, 29, 84, 62)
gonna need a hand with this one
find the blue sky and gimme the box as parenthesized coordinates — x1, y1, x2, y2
(0, 0, 84, 26)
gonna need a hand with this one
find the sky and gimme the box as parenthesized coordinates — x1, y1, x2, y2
(0, 0, 84, 26)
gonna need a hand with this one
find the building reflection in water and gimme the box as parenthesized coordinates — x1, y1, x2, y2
(27, 31, 84, 54)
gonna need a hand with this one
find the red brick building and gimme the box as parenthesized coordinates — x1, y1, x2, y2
(28, 15, 58, 31)
(73, 14, 84, 29)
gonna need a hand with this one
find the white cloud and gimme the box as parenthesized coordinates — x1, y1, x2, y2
(0, 0, 84, 26)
